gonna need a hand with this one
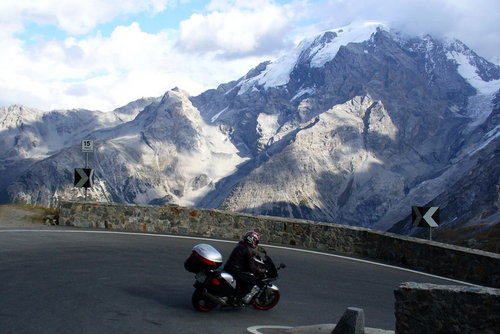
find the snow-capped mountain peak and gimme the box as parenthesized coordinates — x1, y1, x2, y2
(445, 40, 500, 95)
(72, 88, 248, 207)
(0, 104, 41, 129)
(305, 21, 386, 68)
(2, 24, 499, 243)
(236, 22, 385, 95)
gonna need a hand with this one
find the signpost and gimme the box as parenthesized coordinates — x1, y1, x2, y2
(81, 140, 93, 168)
(412, 206, 440, 240)
(74, 168, 94, 188)
(75, 140, 95, 200)
(81, 140, 94, 153)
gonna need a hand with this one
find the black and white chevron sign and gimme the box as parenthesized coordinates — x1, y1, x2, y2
(412, 206, 440, 227)
(74, 168, 94, 188)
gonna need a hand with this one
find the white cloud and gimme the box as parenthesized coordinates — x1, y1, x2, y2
(312, 0, 500, 61)
(0, 0, 175, 35)
(0, 23, 163, 110)
(0, 0, 498, 111)
(0, 20, 267, 111)
(177, 0, 302, 58)
(0, 0, 300, 111)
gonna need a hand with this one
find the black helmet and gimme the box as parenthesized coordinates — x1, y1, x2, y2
(243, 231, 261, 248)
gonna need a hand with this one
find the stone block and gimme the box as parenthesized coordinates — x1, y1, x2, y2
(395, 282, 500, 334)
(332, 307, 365, 334)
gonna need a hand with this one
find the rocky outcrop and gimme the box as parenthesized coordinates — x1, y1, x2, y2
(216, 96, 406, 227)
(192, 26, 499, 234)
(6, 90, 245, 207)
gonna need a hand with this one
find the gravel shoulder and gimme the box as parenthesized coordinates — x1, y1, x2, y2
(0, 204, 54, 228)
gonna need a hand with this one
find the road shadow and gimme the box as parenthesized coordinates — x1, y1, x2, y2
(121, 285, 192, 311)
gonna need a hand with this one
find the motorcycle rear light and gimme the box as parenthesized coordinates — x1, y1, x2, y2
(211, 278, 221, 285)
(192, 251, 218, 267)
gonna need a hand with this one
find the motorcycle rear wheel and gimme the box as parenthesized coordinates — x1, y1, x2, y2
(252, 288, 280, 310)
(192, 289, 217, 312)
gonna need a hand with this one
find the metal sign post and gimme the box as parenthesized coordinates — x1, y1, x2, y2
(80, 140, 94, 200)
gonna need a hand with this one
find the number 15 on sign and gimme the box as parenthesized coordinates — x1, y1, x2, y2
(82, 140, 94, 153)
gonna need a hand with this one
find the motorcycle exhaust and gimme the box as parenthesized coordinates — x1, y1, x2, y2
(202, 291, 228, 306)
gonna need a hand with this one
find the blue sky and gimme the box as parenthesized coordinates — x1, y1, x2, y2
(16, 1, 204, 40)
(1, 0, 498, 111)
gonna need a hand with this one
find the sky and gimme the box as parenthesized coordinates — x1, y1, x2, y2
(1, 0, 499, 111)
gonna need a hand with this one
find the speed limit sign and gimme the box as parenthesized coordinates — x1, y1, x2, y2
(81, 140, 94, 153)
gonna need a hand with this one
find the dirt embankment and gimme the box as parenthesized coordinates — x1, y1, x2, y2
(0, 204, 57, 228)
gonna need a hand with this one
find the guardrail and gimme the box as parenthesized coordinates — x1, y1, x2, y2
(59, 201, 499, 288)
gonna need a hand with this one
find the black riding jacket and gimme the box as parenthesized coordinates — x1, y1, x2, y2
(224, 241, 264, 274)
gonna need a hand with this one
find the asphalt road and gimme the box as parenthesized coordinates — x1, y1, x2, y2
(0, 228, 464, 333)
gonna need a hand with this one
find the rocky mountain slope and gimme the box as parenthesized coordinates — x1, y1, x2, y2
(194, 23, 499, 233)
(1, 22, 498, 237)
(2, 90, 245, 207)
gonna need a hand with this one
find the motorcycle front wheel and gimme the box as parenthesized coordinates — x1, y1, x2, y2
(252, 288, 280, 310)
(192, 289, 217, 312)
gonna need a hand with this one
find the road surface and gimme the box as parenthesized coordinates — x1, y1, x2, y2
(0, 228, 464, 333)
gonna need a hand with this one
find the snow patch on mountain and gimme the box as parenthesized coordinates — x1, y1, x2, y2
(237, 22, 384, 95)
(446, 49, 500, 127)
(237, 48, 302, 94)
(448, 51, 500, 95)
(309, 22, 384, 67)
(211, 106, 228, 123)
(291, 87, 316, 101)
(257, 113, 280, 148)
(467, 124, 500, 157)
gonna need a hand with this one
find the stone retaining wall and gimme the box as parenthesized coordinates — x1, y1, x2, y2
(58, 201, 499, 288)
(395, 282, 500, 334)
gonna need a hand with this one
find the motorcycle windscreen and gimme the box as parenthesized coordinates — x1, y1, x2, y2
(264, 255, 278, 278)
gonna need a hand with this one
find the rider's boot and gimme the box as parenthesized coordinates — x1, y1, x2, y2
(242, 285, 259, 304)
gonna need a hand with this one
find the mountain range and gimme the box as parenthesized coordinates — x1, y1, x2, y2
(1, 22, 499, 241)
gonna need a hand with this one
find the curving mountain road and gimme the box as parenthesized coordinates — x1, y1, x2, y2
(0, 228, 466, 333)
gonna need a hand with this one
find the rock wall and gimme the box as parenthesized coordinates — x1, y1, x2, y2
(395, 282, 500, 334)
(58, 201, 499, 287)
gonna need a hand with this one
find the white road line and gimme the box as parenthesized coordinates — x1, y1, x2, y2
(247, 325, 292, 334)
(260, 243, 482, 287)
(0, 229, 481, 287)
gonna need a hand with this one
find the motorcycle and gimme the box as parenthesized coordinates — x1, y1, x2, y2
(184, 243, 285, 312)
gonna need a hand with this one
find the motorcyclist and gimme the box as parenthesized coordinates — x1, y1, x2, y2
(224, 231, 266, 305)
